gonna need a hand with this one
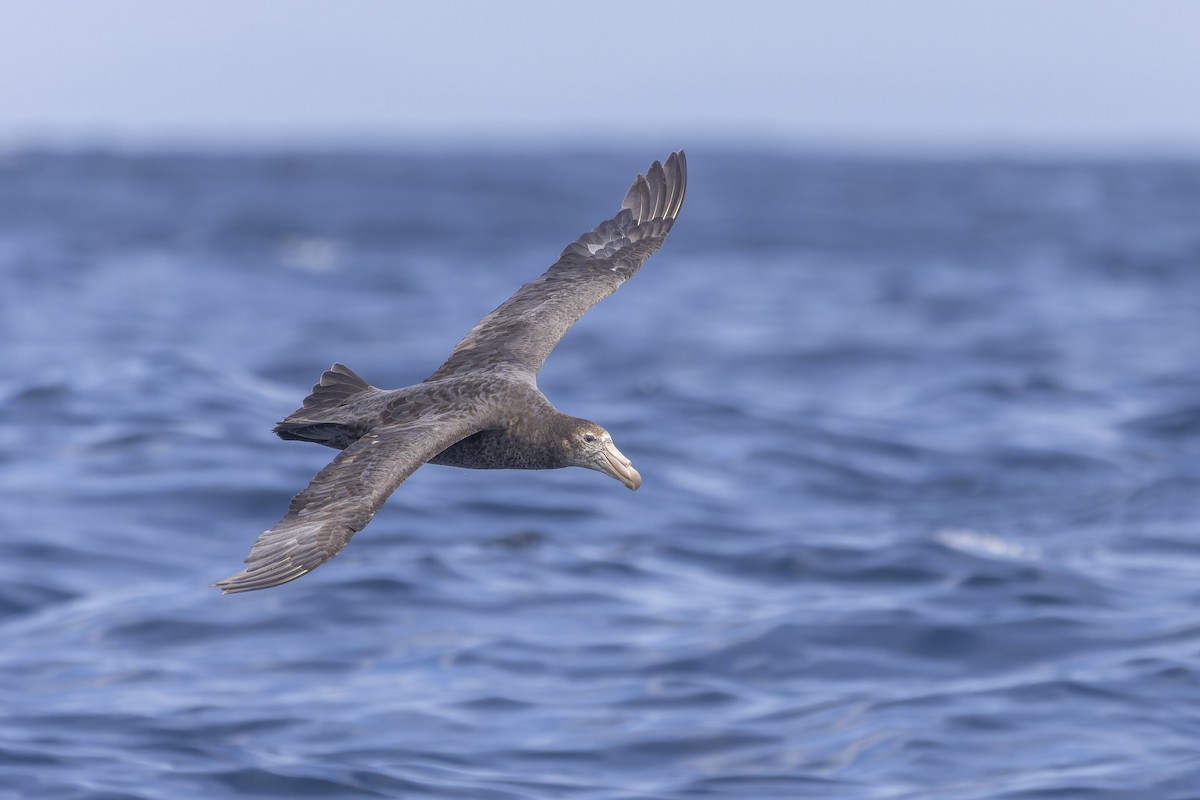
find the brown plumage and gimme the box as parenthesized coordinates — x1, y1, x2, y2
(216, 151, 687, 593)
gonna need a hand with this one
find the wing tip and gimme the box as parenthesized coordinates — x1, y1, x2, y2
(562, 149, 687, 260)
(213, 563, 311, 594)
(620, 150, 688, 226)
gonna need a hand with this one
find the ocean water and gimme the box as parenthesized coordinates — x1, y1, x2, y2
(1, 149, 1199, 799)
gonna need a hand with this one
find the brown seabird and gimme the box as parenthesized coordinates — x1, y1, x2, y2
(216, 151, 687, 593)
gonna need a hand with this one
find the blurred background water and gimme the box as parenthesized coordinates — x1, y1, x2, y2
(1, 149, 1199, 799)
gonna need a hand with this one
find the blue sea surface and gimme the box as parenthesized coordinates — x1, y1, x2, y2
(1, 150, 1199, 799)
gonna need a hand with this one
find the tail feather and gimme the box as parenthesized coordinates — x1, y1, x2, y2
(285, 363, 373, 421)
(273, 363, 377, 448)
(274, 421, 362, 450)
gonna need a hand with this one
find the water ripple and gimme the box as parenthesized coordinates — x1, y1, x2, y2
(2, 152, 1199, 799)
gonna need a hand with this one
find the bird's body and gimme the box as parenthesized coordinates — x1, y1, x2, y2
(275, 368, 580, 471)
(217, 151, 687, 593)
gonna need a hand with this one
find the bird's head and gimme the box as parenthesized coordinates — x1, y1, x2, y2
(561, 418, 641, 491)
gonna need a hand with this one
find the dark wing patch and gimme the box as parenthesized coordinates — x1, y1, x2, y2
(426, 150, 686, 380)
(215, 413, 480, 593)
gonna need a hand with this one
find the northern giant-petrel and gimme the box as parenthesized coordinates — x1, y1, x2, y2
(216, 152, 687, 593)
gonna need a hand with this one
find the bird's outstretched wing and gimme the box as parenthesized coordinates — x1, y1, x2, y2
(426, 150, 687, 380)
(215, 413, 481, 593)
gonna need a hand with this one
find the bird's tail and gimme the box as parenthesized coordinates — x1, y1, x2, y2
(272, 363, 378, 448)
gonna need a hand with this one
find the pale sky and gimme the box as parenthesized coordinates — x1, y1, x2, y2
(2, 0, 1199, 153)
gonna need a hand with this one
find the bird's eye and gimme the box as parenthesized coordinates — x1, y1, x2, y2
(584, 434, 596, 443)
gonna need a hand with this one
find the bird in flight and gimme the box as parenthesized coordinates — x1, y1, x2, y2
(216, 151, 687, 593)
